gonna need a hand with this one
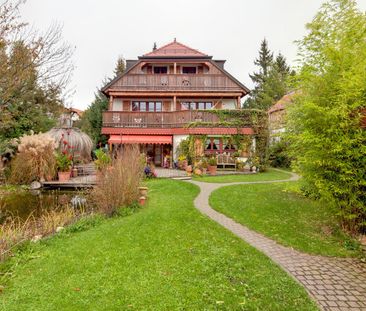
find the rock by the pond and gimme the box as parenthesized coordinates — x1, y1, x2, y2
(31, 235, 42, 242)
(30, 181, 42, 190)
(56, 226, 64, 233)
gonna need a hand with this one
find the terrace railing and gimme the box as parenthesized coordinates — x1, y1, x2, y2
(110, 74, 242, 92)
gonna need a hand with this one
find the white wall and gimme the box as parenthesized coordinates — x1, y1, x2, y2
(173, 135, 189, 162)
(222, 98, 236, 109)
(113, 98, 122, 111)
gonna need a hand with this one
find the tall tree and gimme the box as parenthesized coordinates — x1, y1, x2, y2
(81, 57, 128, 145)
(244, 39, 293, 110)
(80, 88, 109, 145)
(113, 56, 126, 76)
(0, 0, 73, 145)
(287, 0, 366, 233)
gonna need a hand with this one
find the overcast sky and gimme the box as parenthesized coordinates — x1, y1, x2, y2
(20, 0, 366, 110)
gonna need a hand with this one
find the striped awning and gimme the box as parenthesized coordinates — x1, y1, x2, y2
(108, 135, 172, 145)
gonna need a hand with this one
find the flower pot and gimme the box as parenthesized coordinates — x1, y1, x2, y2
(58, 171, 71, 182)
(138, 196, 146, 206)
(208, 165, 217, 175)
(72, 168, 78, 178)
(138, 186, 148, 197)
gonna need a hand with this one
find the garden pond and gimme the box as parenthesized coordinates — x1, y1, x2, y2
(0, 187, 88, 222)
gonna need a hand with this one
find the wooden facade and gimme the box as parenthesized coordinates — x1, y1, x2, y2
(101, 40, 251, 164)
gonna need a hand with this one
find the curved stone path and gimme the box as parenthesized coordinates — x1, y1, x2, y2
(188, 172, 366, 311)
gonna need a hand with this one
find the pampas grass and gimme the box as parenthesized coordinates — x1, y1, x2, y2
(10, 133, 57, 184)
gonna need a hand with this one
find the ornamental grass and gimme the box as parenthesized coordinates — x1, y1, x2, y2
(90, 145, 144, 216)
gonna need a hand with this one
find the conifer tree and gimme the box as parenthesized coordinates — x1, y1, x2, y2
(244, 40, 293, 110)
(113, 56, 126, 76)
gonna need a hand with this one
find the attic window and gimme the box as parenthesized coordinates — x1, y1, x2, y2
(153, 66, 168, 74)
(182, 66, 197, 74)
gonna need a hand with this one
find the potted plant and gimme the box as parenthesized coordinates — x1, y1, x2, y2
(177, 155, 187, 170)
(56, 152, 72, 181)
(201, 157, 208, 175)
(208, 157, 217, 175)
(94, 149, 111, 172)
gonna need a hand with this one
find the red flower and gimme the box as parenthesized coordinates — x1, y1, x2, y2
(63, 140, 68, 145)
(62, 150, 67, 155)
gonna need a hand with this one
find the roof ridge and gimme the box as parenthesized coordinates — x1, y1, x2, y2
(144, 40, 207, 57)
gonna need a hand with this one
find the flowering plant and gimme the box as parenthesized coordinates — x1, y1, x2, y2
(56, 133, 73, 172)
(56, 152, 72, 172)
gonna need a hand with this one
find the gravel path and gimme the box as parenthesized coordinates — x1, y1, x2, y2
(188, 172, 366, 311)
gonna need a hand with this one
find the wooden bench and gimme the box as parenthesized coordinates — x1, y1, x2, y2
(216, 154, 236, 170)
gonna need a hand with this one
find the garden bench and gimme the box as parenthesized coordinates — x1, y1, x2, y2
(216, 154, 236, 170)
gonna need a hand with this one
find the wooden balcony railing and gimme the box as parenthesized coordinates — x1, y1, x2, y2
(103, 111, 224, 128)
(111, 74, 242, 92)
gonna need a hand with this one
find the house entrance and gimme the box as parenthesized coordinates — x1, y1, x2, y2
(143, 144, 172, 167)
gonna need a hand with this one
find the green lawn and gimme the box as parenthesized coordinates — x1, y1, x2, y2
(194, 168, 292, 183)
(0, 180, 317, 310)
(210, 182, 361, 257)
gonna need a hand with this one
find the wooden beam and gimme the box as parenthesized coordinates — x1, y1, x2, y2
(109, 95, 114, 110)
(109, 91, 243, 98)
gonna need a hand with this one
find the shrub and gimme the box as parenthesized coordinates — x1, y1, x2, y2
(10, 133, 57, 184)
(94, 149, 111, 171)
(90, 145, 143, 216)
(268, 140, 292, 168)
(287, 0, 366, 233)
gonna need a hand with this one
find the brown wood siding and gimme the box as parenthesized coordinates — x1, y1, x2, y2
(123, 100, 130, 111)
(147, 66, 152, 74)
(176, 102, 181, 111)
(163, 101, 171, 111)
(198, 66, 203, 74)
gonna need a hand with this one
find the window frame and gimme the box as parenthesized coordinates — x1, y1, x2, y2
(153, 66, 168, 74)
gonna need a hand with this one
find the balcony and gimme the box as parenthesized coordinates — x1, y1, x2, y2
(110, 74, 243, 92)
(102, 110, 253, 128)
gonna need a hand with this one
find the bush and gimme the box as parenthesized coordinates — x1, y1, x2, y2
(90, 145, 143, 216)
(10, 133, 57, 184)
(287, 0, 366, 233)
(269, 140, 292, 168)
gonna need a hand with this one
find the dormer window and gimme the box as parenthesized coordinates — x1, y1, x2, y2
(153, 66, 168, 74)
(182, 66, 197, 74)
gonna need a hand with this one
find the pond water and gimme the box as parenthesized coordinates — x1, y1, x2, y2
(0, 189, 88, 222)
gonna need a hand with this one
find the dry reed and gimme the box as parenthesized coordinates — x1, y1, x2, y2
(90, 145, 143, 216)
(0, 205, 84, 261)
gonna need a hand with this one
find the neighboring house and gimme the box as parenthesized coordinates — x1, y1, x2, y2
(268, 92, 297, 143)
(101, 40, 252, 166)
(59, 107, 84, 128)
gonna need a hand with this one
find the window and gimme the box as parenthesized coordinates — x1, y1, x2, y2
(153, 66, 168, 74)
(180, 101, 212, 110)
(224, 139, 237, 151)
(182, 66, 197, 74)
(131, 101, 162, 112)
(205, 138, 220, 151)
(155, 102, 162, 112)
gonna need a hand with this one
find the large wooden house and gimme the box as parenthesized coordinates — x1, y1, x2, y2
(101, 40, 254, 166)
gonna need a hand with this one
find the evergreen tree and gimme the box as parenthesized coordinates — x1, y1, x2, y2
(113, 56, 126, 76)
(80, 87, 109, 145)
(244, 40, 293, 110)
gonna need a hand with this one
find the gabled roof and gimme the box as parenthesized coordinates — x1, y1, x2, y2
(143, 40, 208, 58)
(268, 91, 298, 114)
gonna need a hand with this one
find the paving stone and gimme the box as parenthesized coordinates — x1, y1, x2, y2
(188, 172, 366, 311)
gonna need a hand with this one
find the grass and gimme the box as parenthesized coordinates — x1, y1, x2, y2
(0, 180, 318, 310)
(194, 168, 292, 183)
(210, 182, 361, 257)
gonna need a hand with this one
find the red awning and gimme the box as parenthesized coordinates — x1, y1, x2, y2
(108, 135, 172, 145)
